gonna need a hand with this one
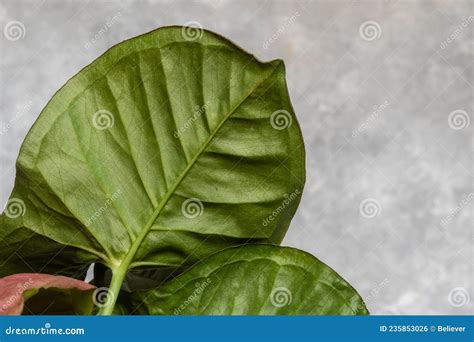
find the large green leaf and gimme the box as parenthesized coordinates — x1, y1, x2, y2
(1, 26, 305, 310)
(134, 245, 369, 315)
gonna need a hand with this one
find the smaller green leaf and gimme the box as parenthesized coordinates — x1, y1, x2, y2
(0, 273, 96, 315)
(136, 245, 368, 315)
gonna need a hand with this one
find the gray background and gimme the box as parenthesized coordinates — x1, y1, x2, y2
(0, 0, 472, 314)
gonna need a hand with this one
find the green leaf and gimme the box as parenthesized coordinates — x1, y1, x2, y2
(0, 215, 94, 279)
(1, 26, 305, 312)
(134, 244, 369, 315)
(0, 273, 96, 315)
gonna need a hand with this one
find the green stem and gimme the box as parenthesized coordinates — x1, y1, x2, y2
(98, 221, 153, 315)
(98, 264, 127, 315)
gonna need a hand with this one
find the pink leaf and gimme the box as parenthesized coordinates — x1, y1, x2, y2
(0, 273, 95, 315)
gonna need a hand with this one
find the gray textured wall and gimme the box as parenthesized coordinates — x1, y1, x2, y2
(0, 0, 472, 314)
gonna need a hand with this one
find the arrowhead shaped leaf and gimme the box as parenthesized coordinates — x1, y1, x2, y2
(1, 26, 305, 309)
(134, 245, 369, 315)
(0, 273, 95, 315)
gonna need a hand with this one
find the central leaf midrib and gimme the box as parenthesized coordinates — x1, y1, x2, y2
(117, 62, 281, 270)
